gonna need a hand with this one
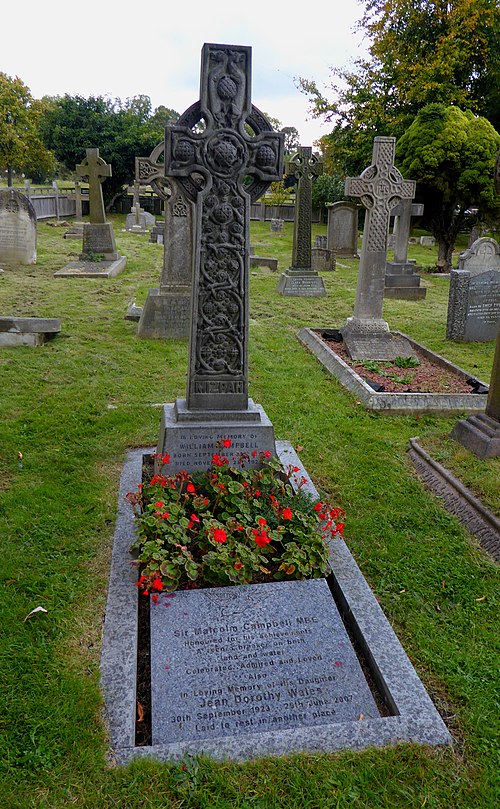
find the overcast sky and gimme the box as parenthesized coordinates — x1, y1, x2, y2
(3, 0, 368, 144)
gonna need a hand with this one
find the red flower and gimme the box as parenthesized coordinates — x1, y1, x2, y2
(162, 512, 170, 520)
(252, 450, 258, 458)
(162, 453, 170, 465)
(186, 483, 196, 494)
(190, 514, 200, 523)
(254, 531, 272, 548)
(313, 502, 323, 512)
(222, 438, 232, 448)
(152, 578, 163, 591)
(293, 466, 300, 473)
(264, 450, 271, 458)
(152, 594, 159, 603)
(282, 507, 293, 520)
(213, 528, 227, 544)
(254, 490, 261, 498)
(233, 561, 244, 570)
(258, 518, 267, 526)
(336, 522, 345, 535)
(155, 501, 164, 508)
(136, 576, 146, 587)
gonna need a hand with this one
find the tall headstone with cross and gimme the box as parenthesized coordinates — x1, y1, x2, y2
(55, 149, 126, 277)
(276, 146, 326, 296)
(136, 142, 194, 339)
(156, 43, 284, 473)
(384, 199, 426, 300)
(341, 136, 417, 360)
(125, 180, 155, 233)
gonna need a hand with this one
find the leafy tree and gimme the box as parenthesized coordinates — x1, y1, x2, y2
(311, 173, 345, 210)
(0, 73, 54, 185)
(299, 0, 500, 175)
(396, 104, 500, 271)
(39, 94, 178, 207)
(280, 126, 300, 154)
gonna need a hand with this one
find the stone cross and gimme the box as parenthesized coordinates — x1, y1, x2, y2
(74, 181, 83, 220)
(342, 137, 417, 359)
(287, 146, 323, 270)
(165, 43, 284, 412)
(391, 199, 424, 265)
(76, 148, 111, 224)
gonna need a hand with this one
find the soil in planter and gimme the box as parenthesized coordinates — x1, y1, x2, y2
(316, 330, 478, 394)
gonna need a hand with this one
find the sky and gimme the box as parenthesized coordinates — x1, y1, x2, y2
(3, 1, 368, 145)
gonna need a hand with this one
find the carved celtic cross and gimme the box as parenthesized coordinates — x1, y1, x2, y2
(287, 146, 323, 270)
(76, 148, 111, 225)
(345, 136, 415, 322)
(164, 44, 284, 411)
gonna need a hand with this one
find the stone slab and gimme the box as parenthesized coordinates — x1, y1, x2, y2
(125, 304, 143, 321)
(0, 316, 60, 333)
(250, 255, 278, 272)
(342, 332, 417, 362)
(0, 332, 43, 347)
(100, 444, 451, 763)
(384, 287, 427, 300)
(54, 256, 127, 278)
(156, 399, 275, 473)
(450, 414, 500, 459)
(150, 579, 379, 745)
(298, 327, 489, 413)
(276, 272, 326, 297)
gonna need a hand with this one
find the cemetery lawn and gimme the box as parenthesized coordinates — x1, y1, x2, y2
(0, 216, 498, 808)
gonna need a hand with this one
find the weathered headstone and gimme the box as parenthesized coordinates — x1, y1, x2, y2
(64, 180, 85, 239)
(311, 247, 336, 273)
(0, 189, 36, 265)
(446, 237, 500, 342)
(326, 201, 359, 257)
(135, 144, 194, 339)
(314, 235, 327, 249)
(150, 579, 379, 745)
(55, 148, 126, 277)
(125, 181, 155, 233)
(276, 147, 326, 296)
(420, 235, 435, 247)
(270, 218, 283, 232)
(155, 43, 284, 472)
(0, 316, 60, 346)
(340, 137, 417, 361)
(384, 199, 426, 300)
(450, 320, 500, 457)
(250, 245, 278, 272)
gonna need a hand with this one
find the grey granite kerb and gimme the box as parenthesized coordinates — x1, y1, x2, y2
(100, 444, 451, 763)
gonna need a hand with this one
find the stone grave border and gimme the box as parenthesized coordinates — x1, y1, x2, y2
(298, 328, 489, 414)
(101, 443, 451, 763)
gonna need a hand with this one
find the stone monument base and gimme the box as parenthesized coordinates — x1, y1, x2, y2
(54, 256, 127, 278)
(155, 398, 276, 474)
(384, 262, 426, 300)
(80, 222, 120, 261)
(0, 316, 61, 347)
(450, 413, 500, 459)
(341, 317, 417, 361)
(64, 222, 85, 239)
(137, 288, 191, 339)
(250, 255, 278, 272)
(276, 269, 326, 297)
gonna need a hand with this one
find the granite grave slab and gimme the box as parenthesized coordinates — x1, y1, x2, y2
(150, 579, 378, 746)
(0, 316, 60, 347)
(446, 237, 500, 342)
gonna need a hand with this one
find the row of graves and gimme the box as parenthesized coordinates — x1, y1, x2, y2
(0, 42, 499, 762)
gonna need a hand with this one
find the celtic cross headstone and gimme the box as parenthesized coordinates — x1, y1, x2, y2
(135, 142, 194, 339)
(276, 146, 326, 296)
(342, 136, 417, 360)
(76, 148, 111, 225)
(155, 43, 284, 472)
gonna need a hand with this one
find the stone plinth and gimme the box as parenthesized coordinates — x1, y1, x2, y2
(137, 288, 191, 339)
(80, 222, 120, 261)
(311, 247, 336, 273)
(450, 414, 500, 459)
(0, 316, 60, 346)
(276, 269, 326, 296)
(54, 256, 126, 278)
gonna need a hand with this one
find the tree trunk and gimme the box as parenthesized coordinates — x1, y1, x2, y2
(436, 238, 454, 272)
(7, 165, 13, 187)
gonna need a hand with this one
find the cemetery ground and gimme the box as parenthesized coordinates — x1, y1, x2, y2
(0, 215, 498, 808)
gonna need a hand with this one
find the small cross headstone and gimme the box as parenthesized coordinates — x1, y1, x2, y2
(55, 149, 126, 276)
(341, 136, 417, 360)
(155, 42, 284, 473)
(384, 199, 426, 300)
(276, 146, 326, 296)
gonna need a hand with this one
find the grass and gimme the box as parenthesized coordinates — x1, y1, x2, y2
(0, 215, 498, 808)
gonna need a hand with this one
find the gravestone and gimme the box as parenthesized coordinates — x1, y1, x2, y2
(250, 245, 278, 272)
(136, 143, 194, 339)
(314, 235, 327, 249)
(384, 199, 426, 300)
(446, 237, 500, 342)
(326, 201, 359, 257)
(450, 320, 500, 457)
(155, 43, 284, 473)
(312, 247, 336, 273)
(420, 235, 435, 247)
(340, 137, 417, 361)
(0, 189, 36, 265)
(270, 218, 283, 232)
(150, 579, 379, 746)
(55, 149, 126, 277)
(276, 147, 326, 296)
(0, 316, 60, 347)
(125, 181, 155, 233)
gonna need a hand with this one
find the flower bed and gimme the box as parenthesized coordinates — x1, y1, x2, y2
(127, 440, 344, 595)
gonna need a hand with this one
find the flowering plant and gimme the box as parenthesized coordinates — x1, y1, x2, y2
(127, 440, 344, 597)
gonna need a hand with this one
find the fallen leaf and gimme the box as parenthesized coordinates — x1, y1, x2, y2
(475, 596, 486, 602)
(442, 581, 446, 589)
(24, 606, 47, 622)
(359, 713, 364, 720)
(399, 589, 406, 594)
(295, 445, 304, 453)
(435, 604, 441, 612)
(137, 702, 144, 722)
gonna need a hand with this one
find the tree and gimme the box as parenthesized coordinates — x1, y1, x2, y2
(0, 73, 54, 185)
(39, 94, 178, 207)
(280, 126, 300, 154)
(299, 0, 500, 175)
(311, 173, 345, 210)
(396, 104, 500, 271)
